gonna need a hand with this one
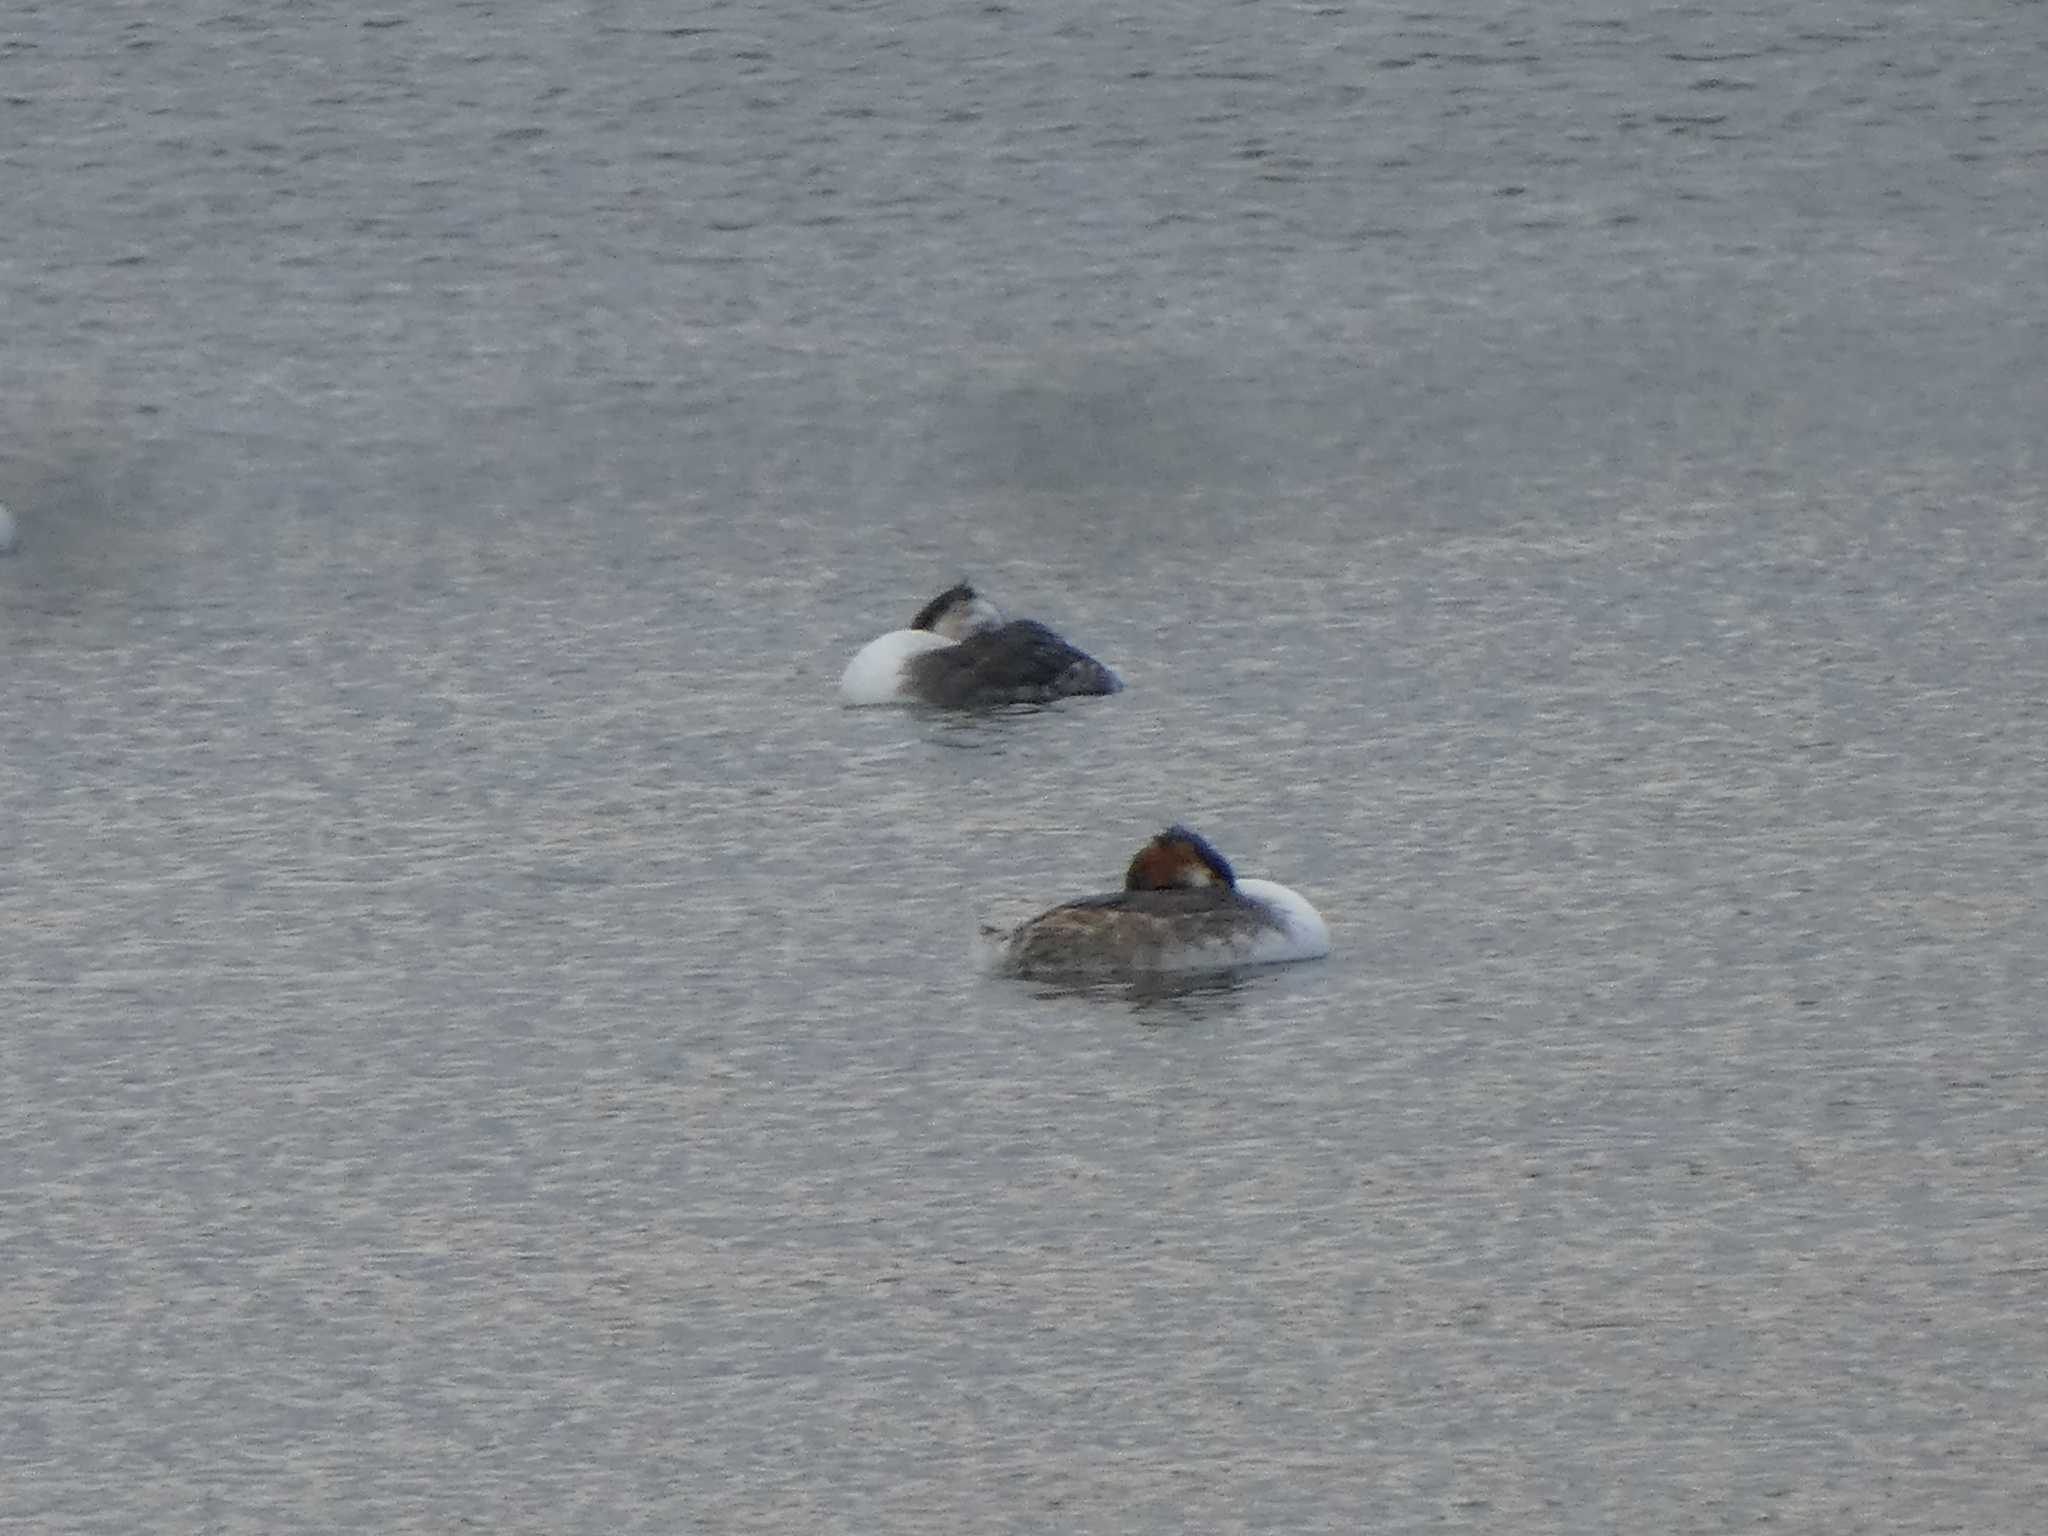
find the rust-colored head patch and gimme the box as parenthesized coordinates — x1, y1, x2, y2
(1123, 825, 1237, 890)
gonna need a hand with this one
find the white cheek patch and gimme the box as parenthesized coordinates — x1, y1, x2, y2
(938, 596, 1003, 639)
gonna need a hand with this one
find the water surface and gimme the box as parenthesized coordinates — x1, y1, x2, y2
(3, 2, 2045, 1530)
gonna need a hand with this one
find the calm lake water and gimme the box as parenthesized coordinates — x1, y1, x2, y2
(4, 2, 2046, 1531)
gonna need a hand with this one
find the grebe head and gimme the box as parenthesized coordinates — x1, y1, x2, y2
(911, 580, 1005, 641)
(1123, 825, 1238, 891)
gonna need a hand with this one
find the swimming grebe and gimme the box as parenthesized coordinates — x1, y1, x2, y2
(840, 581, 1123, 707)
(985, 825, 1330, 977)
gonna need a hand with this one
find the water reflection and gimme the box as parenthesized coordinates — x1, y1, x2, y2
(1021, 966, 1252, 1020)
(920, 702, 1056, 752)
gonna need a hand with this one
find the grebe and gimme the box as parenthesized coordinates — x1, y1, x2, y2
(840, 581, 1122, 708)
(984, 825, 1330, 978)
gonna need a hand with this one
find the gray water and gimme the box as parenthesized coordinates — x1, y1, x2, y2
(4, 2, 2047, 1531)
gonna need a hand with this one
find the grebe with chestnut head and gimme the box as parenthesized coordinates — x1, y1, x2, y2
(984, 825, 1330, 978)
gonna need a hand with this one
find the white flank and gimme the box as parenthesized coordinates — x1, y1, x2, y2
(1233, 878, 1332, 965)
(839, 629, 956, 705)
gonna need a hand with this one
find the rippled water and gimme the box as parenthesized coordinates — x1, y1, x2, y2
(4, 2, 2046, 1530)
